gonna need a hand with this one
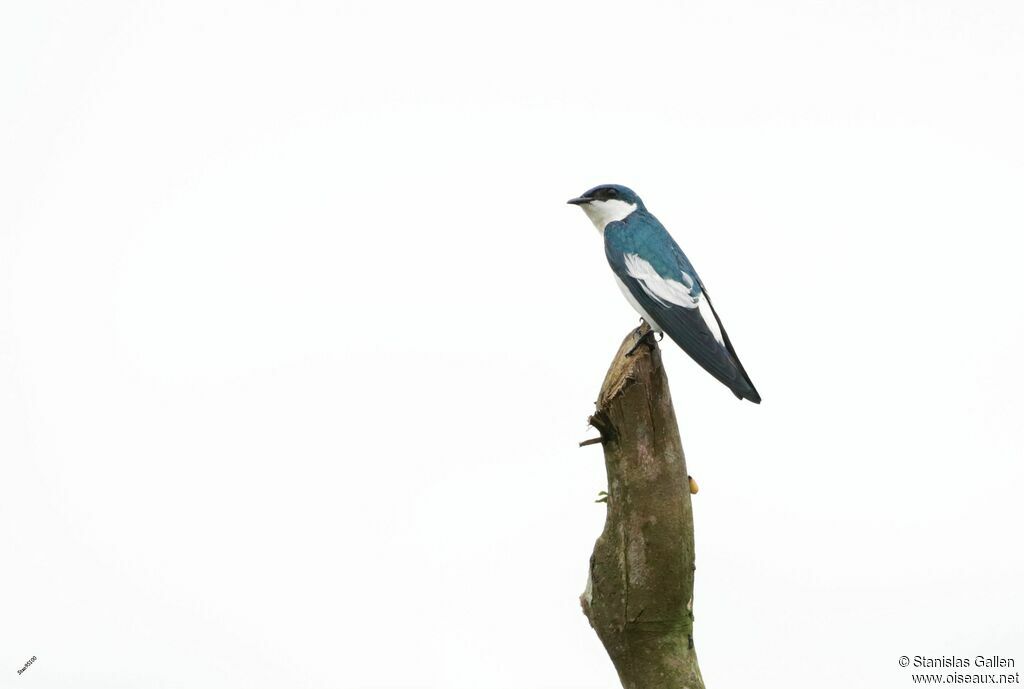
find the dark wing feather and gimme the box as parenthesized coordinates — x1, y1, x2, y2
(614, 263, 761, 403)
(692, 284, 761, 403)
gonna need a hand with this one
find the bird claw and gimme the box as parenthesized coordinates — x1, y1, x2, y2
(595, 491, 609, 503)
(626, 328, 659, 356)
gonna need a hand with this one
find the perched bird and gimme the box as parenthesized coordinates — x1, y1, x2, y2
(569, 184, 761, 403)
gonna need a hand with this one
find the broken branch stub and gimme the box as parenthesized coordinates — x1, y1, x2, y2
(581, 325, 705, 689)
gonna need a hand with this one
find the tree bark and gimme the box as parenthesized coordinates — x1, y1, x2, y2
(580, 324, 705, 689)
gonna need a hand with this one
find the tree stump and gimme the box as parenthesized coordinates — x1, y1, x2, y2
(580, 324, 705, 689)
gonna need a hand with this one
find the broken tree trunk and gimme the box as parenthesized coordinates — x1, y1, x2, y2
(580, 324, 705, 689)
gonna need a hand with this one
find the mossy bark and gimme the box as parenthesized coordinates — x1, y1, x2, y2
(581, 325, 705, 689)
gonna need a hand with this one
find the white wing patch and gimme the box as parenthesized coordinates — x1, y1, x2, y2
(623, 254, 726, 347)
(698, 297, 726, 347)
(623, 254, 697, 308)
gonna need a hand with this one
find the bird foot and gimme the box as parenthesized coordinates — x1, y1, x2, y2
(595, 491, 609, 503)
(626, 328, 660, 356)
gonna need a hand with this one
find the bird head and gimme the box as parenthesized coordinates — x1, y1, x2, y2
(567, 184, 644, 231)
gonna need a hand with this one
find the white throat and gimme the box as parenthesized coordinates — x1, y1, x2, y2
(582, 199, 638, 232)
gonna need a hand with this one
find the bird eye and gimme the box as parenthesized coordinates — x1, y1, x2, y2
(606, 188, 618, 197)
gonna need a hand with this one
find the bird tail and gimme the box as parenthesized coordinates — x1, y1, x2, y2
(720, 329, 760, 404)
(735, 377, 761, 404)
(701, 293, 761, 404)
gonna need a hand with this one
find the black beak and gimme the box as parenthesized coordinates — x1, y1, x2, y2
(566, 196, 591, 205)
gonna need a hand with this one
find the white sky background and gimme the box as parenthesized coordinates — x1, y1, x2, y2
(2, 1, 1023, 687)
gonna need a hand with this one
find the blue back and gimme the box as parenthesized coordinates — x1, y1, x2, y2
(604, 210, 703, 295)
